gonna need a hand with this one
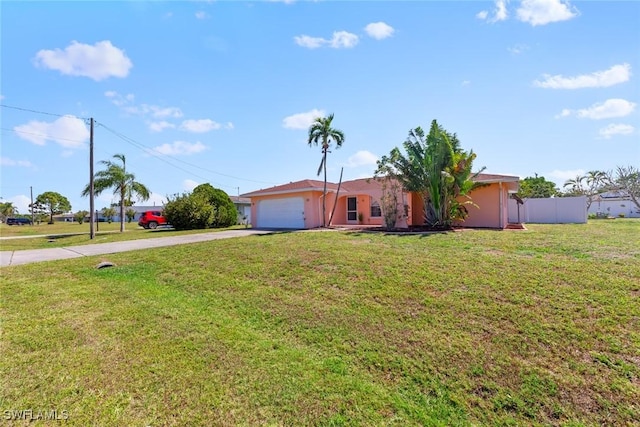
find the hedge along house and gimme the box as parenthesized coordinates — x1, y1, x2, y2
(242, 173, 520, 230)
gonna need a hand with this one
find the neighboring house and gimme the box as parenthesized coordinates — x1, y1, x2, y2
(241, 173, 520, 229)
(229, 196, 252, 225)
(589, 191, 640, 218)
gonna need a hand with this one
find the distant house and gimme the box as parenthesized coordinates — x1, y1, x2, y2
(589, 191, 640, 218)
(229, 196, 251, 225)
(241, 173, 520, 229)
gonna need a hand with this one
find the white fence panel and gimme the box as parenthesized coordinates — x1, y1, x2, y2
(508, 196, 587, 224)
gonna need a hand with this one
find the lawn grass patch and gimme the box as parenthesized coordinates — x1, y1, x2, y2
(0, 223, 248, 250)
(1, 220, 639, 425)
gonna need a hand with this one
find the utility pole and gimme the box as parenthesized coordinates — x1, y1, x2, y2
(89, 118, 95, 239)
(30, 186, 34, 225)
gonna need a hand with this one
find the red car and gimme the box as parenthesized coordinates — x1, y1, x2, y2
(138, 210, 168, 229)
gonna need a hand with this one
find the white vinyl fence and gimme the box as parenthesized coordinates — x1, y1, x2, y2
(508, 196, 587, 224)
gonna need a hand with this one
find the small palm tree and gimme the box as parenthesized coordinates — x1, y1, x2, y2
(82, 154, 150, 232)
(307, 113, 345, 227)
(0, 202, 18, 222)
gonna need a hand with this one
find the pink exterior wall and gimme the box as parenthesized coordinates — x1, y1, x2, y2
(412, 182, 512, 229)
(330, 191, 414, 227)
(250, 188, 417, 229)
(458, 182, 511, 229)
(249, 191, 325, 229)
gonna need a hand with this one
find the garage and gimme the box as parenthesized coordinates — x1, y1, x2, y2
(257, 197, 305, 229)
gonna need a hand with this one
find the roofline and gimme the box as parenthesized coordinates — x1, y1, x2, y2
(242, 174, 520, 197)
(474, 176, 520, 183)
(241, 187, 337, 198)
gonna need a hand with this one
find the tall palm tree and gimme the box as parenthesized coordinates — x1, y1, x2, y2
(82, 153, 150, 232)
(307, 113, 345, 227)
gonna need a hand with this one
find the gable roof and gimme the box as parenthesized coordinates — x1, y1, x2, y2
(229, 196, 251, 204)
(241, 179, 339, 198)
(241, 173, 520, 198)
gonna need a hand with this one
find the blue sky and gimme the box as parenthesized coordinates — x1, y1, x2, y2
(1, 0, 638, 214)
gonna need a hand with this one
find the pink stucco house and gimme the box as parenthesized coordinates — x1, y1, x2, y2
(241, 173, 520, 229)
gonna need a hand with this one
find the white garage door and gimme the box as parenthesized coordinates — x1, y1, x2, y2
(257, 197, 305, 229)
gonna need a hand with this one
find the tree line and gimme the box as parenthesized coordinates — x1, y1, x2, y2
(517, 167, 640, 211)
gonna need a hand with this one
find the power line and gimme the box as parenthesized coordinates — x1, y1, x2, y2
(0, 103, 86, 120)
(95, 122, 235, 190)
(95, 121, 278, 188)
(1, 127, 88, 145)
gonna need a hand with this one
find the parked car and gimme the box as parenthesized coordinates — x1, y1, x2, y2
(5, 217, 32, 226)
(138, 210, 168, 229)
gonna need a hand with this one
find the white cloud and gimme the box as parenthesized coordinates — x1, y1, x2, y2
(294, 31, 359, 49)
(33, 40, 133, 81)
(493, 0, 509, 22)
(14, 116, 89, 148)
(548, 169, 585, 186)
(105, 91, 183, 119)
(534, 63, 631, 89)
(0, 157, 34, 168)
(105, 91, 135, 107)
(148, 121, 176, 132)
(183, 179, 200, 191)
(6, 195, 32, 214)
(599, 123, 635, 139)
(330, 31, 359, 49)
(461, 80, 471, 86)
(147, 192, 168, 207)
(507, 44, 529, 54)
(478, 0, 509, 23)
(516, 0, 578, 26)
(147, 106, 183, 118)
(180, 119, 222, 133)
(554, 108, 572, 119)
(576, 99, 636, 120)
(364, 22, 395, 40)
(344, 150, 379, 168)
(282, 109, 325, 130)
(152, 141, 208, 155)
(195, 11, 209, 19)
(294, 35, 326, 49)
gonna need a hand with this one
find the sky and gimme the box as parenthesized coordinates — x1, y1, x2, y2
(1, 0, 639, 214)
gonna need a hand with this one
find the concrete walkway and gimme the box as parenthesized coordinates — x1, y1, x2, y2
(0, 229, 274, 267)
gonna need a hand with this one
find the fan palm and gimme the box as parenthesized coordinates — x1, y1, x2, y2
(82, 154, 150, 232)
(307, 113, 345, 227)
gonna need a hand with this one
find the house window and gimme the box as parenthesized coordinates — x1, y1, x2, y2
(370, 201, 381, 217)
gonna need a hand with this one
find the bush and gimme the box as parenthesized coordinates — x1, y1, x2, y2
(192, 184, 237, 228)
(618, 213, 625, 218)
(74, 210, 89, 224)
(163, 184, 237, 230)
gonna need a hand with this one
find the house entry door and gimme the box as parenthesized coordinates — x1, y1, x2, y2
(347, 197, 357, 222)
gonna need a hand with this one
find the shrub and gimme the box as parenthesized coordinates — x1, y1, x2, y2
(74, 210, 89, 224)
(618, 213, 625, 218)
(192, 184, 237, 228)
(163, 184, 236, 230)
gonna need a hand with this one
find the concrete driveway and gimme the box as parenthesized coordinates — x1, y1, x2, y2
(0, 229, 274, 267)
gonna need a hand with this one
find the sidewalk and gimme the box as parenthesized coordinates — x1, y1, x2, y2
(0, 229, 274, 267)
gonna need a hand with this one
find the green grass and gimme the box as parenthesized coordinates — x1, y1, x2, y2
(1, 220, 639, 425)
(0, 222, 249, 250)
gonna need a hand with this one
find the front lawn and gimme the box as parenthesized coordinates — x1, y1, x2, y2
(1, 220, 638, 425)
(0, 223, 249, 251)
